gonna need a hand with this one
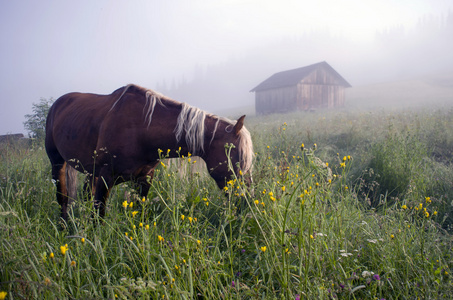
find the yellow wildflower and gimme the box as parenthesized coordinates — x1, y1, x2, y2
(188, 217, 193, 224)
(181, 214, 185, 221)
(50, 252, 54, 259)
(132, 211, 138, 217)
(81, 238, 85, 244)
(141, 197, 146, 202)
(402, 204, 407, 209)
(71, 260, 76, 267)
(158, 235, 164, 242)
(139, 222, 143, 227)
(425, 197, 431, 203)
(129, 202, 133, 208)
(281, 186, 286, 192)
(433, 211, 438, 216)
(122, 201, 128, 208)
(0, 291, 7, 300)
(254, 200, 259, 205)
(425, 211, 430, 218)
(260, 246, 267, 252)
(197, 240, 201, 245)
(145, 224, 150, 230)
(60, 244, 68, 255)
(390, 234, 395, 239)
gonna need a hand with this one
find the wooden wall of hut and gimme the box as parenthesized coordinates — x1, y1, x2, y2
(297, 84, 345, 110)
(255, 84, 345, 114)
(255, 86, 298, 114)
(254, 63, 348, 114)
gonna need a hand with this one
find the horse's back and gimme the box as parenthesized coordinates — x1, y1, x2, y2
(45, 91, 118, 169)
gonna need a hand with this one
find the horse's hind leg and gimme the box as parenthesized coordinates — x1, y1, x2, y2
(93, 170, 113, 219)
(82, 174, 97, 201)
(51, 161, 70, 221)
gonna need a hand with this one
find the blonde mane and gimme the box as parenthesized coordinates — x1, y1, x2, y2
(175, 103, 254, 174)
(111, 84, 254, 174)
(237, 125, 254, 174)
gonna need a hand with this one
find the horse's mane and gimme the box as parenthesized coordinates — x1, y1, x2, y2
(111, 84, 254, 174)
(110, 84, 170, 128)
(236, 123, 254, 174)
(176, 104, 254, 174)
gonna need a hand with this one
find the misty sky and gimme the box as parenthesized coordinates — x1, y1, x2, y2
(1, 0, 452, 135)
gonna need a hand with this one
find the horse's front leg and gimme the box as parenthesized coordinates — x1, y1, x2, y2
(134, 163, 158, 199)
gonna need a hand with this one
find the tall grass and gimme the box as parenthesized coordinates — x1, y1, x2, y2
(1, 107, 452, 299)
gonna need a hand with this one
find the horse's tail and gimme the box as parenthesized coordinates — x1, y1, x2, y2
(65, 164, 78, 202)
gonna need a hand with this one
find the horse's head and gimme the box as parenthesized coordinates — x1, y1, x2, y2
(204, 115, 254, 189)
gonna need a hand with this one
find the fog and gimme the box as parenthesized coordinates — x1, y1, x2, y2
(1, 0, 452, 135)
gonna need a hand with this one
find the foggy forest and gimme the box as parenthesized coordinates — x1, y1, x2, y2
(156, 11, 453, 113)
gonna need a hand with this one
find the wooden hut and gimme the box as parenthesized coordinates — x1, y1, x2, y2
(250, 61, 351, 114)
(0, 133, 24, 143)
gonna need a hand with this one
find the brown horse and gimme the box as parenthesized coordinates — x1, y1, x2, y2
(45, 84, 253, 221)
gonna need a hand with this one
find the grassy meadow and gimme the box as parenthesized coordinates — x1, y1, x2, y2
(1, 93, 453, 299)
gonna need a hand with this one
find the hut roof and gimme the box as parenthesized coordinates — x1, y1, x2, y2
(250, 61, 351, 92)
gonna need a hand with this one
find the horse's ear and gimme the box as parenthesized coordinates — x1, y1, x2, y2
(234, 115, 246, 135)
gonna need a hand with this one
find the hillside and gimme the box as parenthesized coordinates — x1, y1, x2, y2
(347, 72, 453, 109)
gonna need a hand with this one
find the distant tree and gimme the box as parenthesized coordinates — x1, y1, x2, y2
(24, 97, 54, 140)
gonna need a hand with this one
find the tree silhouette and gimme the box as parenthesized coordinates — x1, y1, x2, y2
(24, 98, 54, 140)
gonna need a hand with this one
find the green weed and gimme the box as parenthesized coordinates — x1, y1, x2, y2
(1, 107, 452, 299)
